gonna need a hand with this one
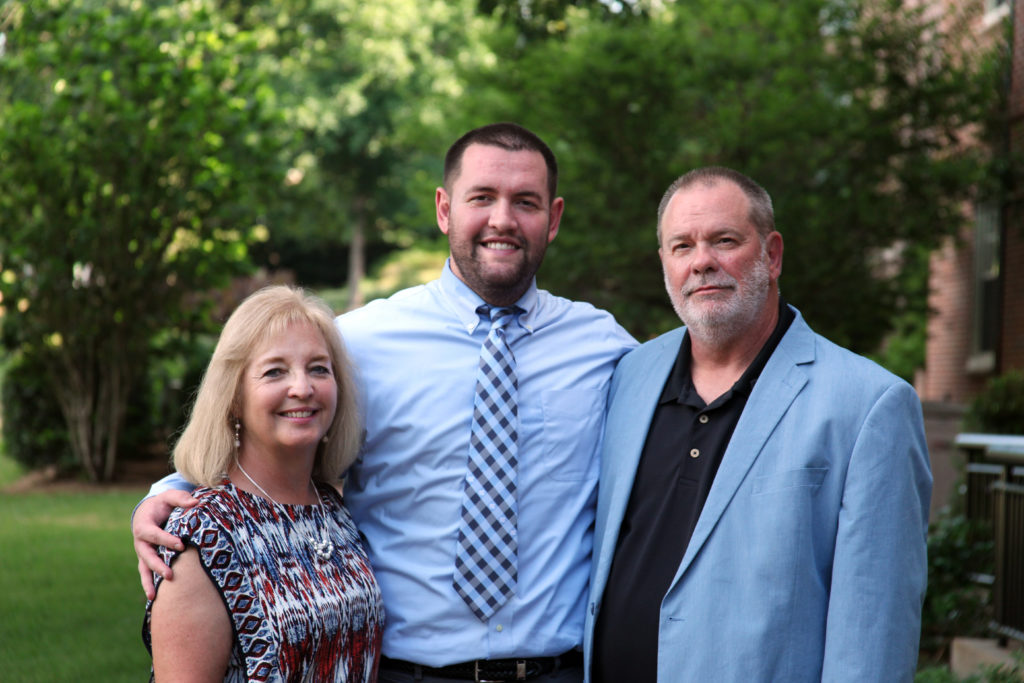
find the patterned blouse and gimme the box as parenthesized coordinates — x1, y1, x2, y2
(143, 481, 384, 682)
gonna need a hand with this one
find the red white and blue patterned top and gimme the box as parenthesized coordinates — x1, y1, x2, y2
(143, 481, 384, 682)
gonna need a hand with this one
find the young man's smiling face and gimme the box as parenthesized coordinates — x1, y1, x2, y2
(436, 143, 563, 306)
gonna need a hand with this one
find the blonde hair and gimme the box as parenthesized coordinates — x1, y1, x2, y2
(172, 285, 361, 487)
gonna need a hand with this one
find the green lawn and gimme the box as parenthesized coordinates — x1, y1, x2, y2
(0, 488, 154, 681)
(0, 460, 1017, 682)
(0, 450, 25, 488)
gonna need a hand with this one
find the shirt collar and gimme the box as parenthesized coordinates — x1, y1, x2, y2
(439, 259, 539, 336)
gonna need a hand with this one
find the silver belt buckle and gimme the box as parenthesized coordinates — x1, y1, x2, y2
(474, 660, 503, 683)
(473, 658, 528, 682)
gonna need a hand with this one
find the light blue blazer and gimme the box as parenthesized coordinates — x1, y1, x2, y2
(584, 307, 932, 682)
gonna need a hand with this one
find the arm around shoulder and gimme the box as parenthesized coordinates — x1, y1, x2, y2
(133, 473, 200, 600)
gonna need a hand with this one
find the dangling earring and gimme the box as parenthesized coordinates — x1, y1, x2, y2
(234, 419, 241, 449)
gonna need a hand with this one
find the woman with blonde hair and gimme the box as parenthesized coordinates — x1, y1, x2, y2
(143, 285, 383, 682)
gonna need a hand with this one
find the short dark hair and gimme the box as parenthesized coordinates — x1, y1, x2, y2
(444, 122, 559, 201)
(657, 166, 774, 242)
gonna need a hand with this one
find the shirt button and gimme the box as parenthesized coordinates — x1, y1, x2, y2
(496, 625, 503, 632)
(699, 414, 709, 424)
(690, 448, 700, 458)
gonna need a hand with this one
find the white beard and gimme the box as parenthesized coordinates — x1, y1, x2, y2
(667, 251, 773, 346)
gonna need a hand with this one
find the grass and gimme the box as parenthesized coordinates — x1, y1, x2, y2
(0, 487, 154, 682)
(0, 456, 1015, 682)
(0, 451, 24, 487)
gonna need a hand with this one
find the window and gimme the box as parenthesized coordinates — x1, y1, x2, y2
(968, 202, 1001, 373)
(984, 0, 1011, 28)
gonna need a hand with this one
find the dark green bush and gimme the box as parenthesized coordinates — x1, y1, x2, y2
(964, 370, 1024, 435)
(0, 332, 214, 475)
(0, 349, 74, 470)
(920, 511, 995, 663)
(917, 655, 1024, 682)
(143, 330, 216, 454)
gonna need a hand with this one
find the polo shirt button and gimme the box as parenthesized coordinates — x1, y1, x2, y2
(496, 625, 503, 632)
(699, 414, 709, 424)
(690, 448, 700, 458)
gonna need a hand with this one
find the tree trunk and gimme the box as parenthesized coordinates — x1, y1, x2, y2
(48, 335, 132, 482)
(345, 194, 367, 311)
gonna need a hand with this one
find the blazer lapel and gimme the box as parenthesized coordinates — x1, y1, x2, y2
(594, 328, 683, 590)
(672, 311, 816, 582)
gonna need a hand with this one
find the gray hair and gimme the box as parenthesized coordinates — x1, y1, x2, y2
(657, 166, 774, 242)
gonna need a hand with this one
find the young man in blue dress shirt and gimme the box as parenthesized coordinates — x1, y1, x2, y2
(133, 122, 637, 682)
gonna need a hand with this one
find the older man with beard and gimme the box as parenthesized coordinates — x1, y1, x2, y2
(583, 167, 932, 683)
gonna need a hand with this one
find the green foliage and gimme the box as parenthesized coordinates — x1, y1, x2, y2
(0, 450, 26, 489)
(916, 667, 963, 683)
(921, 511, 994, 661)
(314, 245, 448, 312)
(0, 0, 1010, 477)
(478, 0, 645, 41)
(0, 490, 153, 680)
(141, 329, 218, 454)
(0, 350, 73, 471)
(0, 335, 210, 476)
(0, 0, 287, 479)
(358, 245, 450, 302)
(916, 653, 1024, 682)
(449, 0, 1005, 347)
(869, 244, 932, 381)
(964, 371, 1024, 435)
(215, 0, 488, 299)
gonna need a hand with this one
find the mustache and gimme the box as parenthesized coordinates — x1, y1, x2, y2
(683, 275, 738, 297)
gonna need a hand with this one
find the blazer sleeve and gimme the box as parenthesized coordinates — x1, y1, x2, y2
(821, 381, 932, 682)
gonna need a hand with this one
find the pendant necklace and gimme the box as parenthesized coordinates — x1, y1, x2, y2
(236, 462, 336, 563)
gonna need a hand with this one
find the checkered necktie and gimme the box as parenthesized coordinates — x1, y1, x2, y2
(454, 305, 522, 620)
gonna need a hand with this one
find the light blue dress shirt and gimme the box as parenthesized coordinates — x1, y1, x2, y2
(148, 261, 636, 667)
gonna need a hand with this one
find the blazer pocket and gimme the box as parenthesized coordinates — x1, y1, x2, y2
(751, 467, 828, 496)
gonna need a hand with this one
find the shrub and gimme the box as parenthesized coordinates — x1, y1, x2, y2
(916, 666, 961, 682)
(964, 370, 1024, 435)
(916, 656, 1024, 682)
(0, 332, 214, 475)
(0, 349, 73, 471)
(143, 330, 216, 454)
(920, 511, 994, 663)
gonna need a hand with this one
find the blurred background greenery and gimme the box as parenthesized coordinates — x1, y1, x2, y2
(0, 0, 1010, 484)
(0, 0, 1020, 679)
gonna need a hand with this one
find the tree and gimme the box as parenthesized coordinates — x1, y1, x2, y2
(477, 0, 646, 40)
(0, 0, 287, 480)
(215, 0, 493, 305)
(451, 0, 1004, 350)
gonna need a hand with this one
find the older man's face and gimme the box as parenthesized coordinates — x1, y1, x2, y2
(658, 180, 782, 343)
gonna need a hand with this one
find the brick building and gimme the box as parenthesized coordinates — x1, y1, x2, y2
(914, 0, 1023, 518)
(916, 0, 1024, 405)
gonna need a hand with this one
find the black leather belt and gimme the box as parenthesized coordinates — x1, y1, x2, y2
(380, 650, 582, 682)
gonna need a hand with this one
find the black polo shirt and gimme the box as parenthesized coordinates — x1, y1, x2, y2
(593, 298, 794, 683)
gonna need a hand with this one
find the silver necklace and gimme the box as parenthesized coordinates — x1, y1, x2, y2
(235, 462, 336, 563)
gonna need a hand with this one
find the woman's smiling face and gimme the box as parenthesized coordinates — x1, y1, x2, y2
(238, 321, 338, 461)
